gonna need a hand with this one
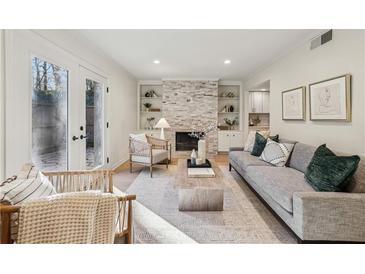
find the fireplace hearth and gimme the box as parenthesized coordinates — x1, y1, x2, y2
(175, 132, 202, 151)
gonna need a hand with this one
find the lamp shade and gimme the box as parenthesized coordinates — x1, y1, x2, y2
(155, 118, 170, 129)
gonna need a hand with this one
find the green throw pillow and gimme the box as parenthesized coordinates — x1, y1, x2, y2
(305, 144, 360, 192)
(251, 132, 279, 157)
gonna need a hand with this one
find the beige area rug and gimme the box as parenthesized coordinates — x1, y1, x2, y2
(118, 164, 296, 244)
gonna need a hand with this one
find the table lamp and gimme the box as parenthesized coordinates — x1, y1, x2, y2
(155, 118, 170, 140)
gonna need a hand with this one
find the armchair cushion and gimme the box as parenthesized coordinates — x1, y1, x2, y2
(131, 149, 168, 164)
(130, 136, 151, 156)
(129, 133, 148, 143)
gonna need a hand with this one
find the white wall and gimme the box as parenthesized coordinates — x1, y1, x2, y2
(3, 30, 137, 177)
(0, 30, 5, 180)
(242, 30, 365, 156)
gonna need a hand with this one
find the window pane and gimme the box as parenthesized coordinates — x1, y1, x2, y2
(31, 57, 68, 171)
(86, 79, 103, 169)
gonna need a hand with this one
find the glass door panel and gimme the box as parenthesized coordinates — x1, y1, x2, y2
(31, 56, 68, 171)
(85, 78, 104, 169)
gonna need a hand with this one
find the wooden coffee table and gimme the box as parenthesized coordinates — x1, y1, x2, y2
(175, 159, 224, 211)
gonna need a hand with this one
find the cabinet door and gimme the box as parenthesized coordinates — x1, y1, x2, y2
(248, 92, 254, 113)
(250, 92, 263, 113)
(218, 131, 231, 152)
(230, 132, 244, 147)
(262, 92, 270, 113)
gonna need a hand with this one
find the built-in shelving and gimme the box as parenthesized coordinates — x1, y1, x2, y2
(218, 84, 241, 131)
(138, 82, 163, 130)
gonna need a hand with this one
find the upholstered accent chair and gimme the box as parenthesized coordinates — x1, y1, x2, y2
(129, 134, 170, 177)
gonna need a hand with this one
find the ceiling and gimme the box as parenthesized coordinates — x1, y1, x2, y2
(76, 30, 323, 80)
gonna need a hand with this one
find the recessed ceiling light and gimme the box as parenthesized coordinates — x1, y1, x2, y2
(224, 59, 231, 64)
(153, 60, 160, 64)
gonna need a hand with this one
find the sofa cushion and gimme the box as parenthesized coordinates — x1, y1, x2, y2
(132, 149, 168, 164)
(229, 151, 270, 171)
(246, 166, 315, 212)
(289, 143, 317, 173)
(346, 156, 365, 193)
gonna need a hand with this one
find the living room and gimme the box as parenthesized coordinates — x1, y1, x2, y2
(1, 1, 365, 273)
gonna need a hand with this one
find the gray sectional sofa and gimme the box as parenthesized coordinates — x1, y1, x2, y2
(229, 140, 365, 243)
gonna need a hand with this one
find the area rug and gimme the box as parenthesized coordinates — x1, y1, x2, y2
(125, 165, 296, 244)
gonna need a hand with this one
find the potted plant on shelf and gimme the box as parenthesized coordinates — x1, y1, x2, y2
(146, 117, 155, 130)
(223, 117, 238, 130)
(143, 103, 152, 112)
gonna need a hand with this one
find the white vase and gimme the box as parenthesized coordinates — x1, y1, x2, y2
(198, 139, 206, 162)
(191, 149, 197, 165)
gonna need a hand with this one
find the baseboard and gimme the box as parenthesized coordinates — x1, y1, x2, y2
(111, 157, 129, 171)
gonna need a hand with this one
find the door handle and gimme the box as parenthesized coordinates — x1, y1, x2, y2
(79, 135, 88, 140)
(72, 136, 79, 141)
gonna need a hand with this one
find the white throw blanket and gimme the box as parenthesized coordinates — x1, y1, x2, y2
(17, 191, 117, 244)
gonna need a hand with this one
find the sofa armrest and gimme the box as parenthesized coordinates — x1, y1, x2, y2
(229, 147, 244, 152)
(293, 192, 365, 242)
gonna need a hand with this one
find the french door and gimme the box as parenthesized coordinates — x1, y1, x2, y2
(31, 62, 107, 171)
(77, 67, 107, 170)
(5, 30, 108, 175)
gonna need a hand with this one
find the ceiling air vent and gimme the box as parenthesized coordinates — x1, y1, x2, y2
(310, 30, 333, 50)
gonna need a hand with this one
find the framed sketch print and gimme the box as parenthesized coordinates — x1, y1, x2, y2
(282, 86, 306, 120)
(309, 74, 351, 121)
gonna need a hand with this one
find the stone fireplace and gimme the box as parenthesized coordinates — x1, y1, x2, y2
(162, 80, 218, 156)
(175, 132, 201, 151)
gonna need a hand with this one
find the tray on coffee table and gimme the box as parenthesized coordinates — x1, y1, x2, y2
(187, 159, 212, 168)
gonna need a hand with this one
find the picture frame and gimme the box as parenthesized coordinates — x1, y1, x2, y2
(309, 74, 351, 121)
(282, 86, 306, 120)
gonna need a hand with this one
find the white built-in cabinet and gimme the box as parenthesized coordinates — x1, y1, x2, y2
(248, 91, 270, 113)
(218, 131, 244, 152)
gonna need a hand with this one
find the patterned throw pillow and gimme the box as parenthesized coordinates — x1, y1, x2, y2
(244, 130, 270, 152)
(0, 171, 56, 205)
(260, 139, 294, 167)
(17, 163, 39, 179)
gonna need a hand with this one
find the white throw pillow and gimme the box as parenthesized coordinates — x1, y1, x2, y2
(129, 133, 148, 143)
(244, 130, 270, 152)
(260, 138, 294, 167)
(17, 163, 38, 179)
(0, 171, 56, 205)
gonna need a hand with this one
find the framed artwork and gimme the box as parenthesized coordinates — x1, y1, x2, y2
(282, 86, 306, 120)
(309, 74, 351, 121)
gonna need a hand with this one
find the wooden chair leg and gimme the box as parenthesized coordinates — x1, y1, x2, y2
(166, 158, 168, 169)
(1, 212, 12, 244)
(129, 160, 133, 173)
(150, 165, 153, 178)
(127, 200, 133, 244)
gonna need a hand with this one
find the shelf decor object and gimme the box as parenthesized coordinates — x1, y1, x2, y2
(223, 117, 238, 130)
(154, 117, 170, 140)
(146, 117, 155, 130)
(282, 86, 306, 120)
(145, 89, 159, 98)
(309, 74, 351, 121)
(143, 102, 152, 112)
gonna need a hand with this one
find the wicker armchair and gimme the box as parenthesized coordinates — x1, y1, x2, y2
(0, 169, 136, 244)
(129, 135, 171, 177)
